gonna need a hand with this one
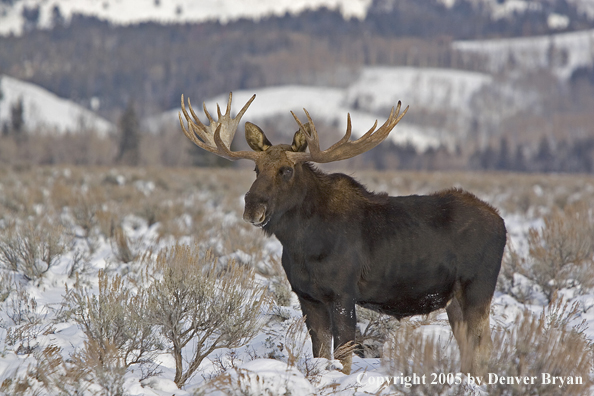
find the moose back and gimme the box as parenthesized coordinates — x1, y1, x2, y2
(179, 92, 507, 375)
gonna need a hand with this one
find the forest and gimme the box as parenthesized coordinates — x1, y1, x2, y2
(0, 0, 594, 172)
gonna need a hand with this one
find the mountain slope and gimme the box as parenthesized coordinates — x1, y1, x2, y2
(0, 0, 371, 36)
(0, 75, 114, 135)
(2, 0, 594, 37)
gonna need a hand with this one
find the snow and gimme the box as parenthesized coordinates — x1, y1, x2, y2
(0, 0, 372, 36)
(453, 28, 594, 80)
(0, 168, 593, 395)
(0, 67, 504, 150)
(3, 0, 594, 37)
(159, 66, 500, 151)
(164, 84, 444, 151)
(0, 74, 114, 135)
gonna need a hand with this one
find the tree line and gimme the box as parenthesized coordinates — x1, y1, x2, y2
(0, 0, 593, 171)
(1, 0, 591, 119)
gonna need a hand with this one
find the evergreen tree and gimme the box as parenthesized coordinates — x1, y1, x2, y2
(117, 101, 140, 166)
(10, 97, 24, 138)
(51, 5, 65, 28)
(496, 137, 510, 170)
(0, 76, 3, 132)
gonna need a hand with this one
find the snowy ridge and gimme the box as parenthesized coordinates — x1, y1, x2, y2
(453, 28, 594, 80)
(2, 0, 594, 37)
(158, 67, 497, 151)
(0, 75, 114, 135)
(0, 64, 538, 150)
(0, 0, 372, 36)
(345, 67, 492, 118)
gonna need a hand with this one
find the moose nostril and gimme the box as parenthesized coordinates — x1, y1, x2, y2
(243, 205, 267, 225)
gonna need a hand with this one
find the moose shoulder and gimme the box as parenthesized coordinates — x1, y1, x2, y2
(179, 92, 506, 376)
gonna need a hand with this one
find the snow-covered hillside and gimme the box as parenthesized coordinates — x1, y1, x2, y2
(2, 0, 594, 37)
(0, 61, 549, 152)
(0, 75, 114, 135)
(453, 28, 594, 80)
(156, 66, 538, 151)
(0, 0, 372, 36)
(159, 84, 447, 152)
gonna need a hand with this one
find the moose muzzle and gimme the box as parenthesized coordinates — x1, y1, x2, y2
(243, 192, 269, 227)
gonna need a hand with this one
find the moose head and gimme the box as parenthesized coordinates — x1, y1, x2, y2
(179, 92, 408, 230)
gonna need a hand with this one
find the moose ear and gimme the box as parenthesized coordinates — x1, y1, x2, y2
(291, 127, 309, 153)
(245, 122, 272, 152)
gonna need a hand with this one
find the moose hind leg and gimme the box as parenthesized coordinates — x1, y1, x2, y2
(465, 301, 493, 376)
(446, 296, 470, 370)
(298, 296, 332, 360)
(452, 293, 493, 376)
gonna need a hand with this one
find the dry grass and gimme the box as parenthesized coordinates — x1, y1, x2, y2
(486, 299, 593, 396)
(382, 298, 593, 396)
(1, 166, 594, 393)
(496, 201, 594, 301)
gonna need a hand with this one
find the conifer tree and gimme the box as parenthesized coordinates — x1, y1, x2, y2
(117, 101, 140, 166)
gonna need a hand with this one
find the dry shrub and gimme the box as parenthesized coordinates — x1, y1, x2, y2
(0, 345, 66, 395)
(4, 281, 55, 356)
(66, 339, 127, 396)
(356, 306, 401, 358)
(203, 364, 312, 396)
(487, 299, 592, 396)
(145, 243, 270, 388)
(382, 321, 463, 395)
(497, 244, 533, 303)
(56, 185, 106, 253)
(285, 316, 310, 369)
(257, 255, 293, 307)
(111, 226, 136, 263)
(0, 219, 67, 280)
(62, 270, 160, 371)
(1, 341, 128, 396)
(95, 206, 118, 239)
(381, 299, 593, 396)
(0, 270, 15, 302)
(521, 202, 594, 299)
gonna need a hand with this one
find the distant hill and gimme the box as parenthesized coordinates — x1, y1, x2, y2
(1, 0, 593, 37)
(0, 74, 113, 135)
(0, 0, 593, 171)
(0, 0, 370, 36)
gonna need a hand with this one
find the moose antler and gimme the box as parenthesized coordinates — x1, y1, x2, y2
(179, 92, 260, 161)
(287, 102, 408, 164)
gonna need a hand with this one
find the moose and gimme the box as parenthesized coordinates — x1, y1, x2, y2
(179, 92, 506, 375)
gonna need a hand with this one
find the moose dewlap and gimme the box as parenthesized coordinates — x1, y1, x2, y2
(179, 92, 507, 375)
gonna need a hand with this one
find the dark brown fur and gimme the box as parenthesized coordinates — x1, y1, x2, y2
(242, 129, 507, 375)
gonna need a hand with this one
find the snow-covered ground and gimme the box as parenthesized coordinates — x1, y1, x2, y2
(0, 167, 592, 395)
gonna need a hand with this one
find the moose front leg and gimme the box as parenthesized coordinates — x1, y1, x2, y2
(331, 297, 357, 374)
(298, 296, 332, 360)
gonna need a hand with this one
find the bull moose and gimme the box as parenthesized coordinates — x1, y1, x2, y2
(179, 92, 506, 375)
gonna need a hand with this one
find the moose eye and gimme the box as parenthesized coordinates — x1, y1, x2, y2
(280, 167, 293, 179)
